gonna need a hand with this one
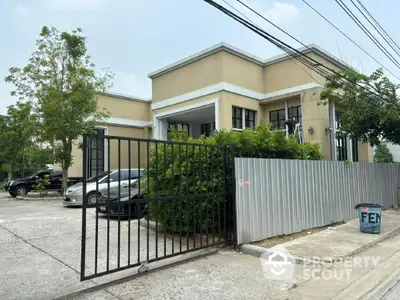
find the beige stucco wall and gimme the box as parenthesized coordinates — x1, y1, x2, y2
(260, 96, 301, 124)
(221, 52, 264, 93)
(301, 87, 331, 159)
(153, 92, 222, 116)
(263, 59, 314, 93)
(219, 92, 261, 130)
(358, 142, 374, 162)
(97, 94, 151, 121)
(107, 126, 151, 171)
(307, 53, 343, 86)
(68, 125, 151, 178)
(151, 52, 224, 102)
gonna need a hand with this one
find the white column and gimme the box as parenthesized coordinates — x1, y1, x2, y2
(331, 101, 337, 161)
(215, 99, 220, 131)
(285, 99, 288, 138)
(347, 136, 353, 161)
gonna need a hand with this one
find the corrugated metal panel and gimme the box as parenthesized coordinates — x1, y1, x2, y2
(235, 158, 400, 244)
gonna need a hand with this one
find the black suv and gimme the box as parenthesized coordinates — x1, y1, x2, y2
(5, 169, 67, 197)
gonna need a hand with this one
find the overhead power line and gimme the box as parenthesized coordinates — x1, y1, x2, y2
(301, 0, 400, 81)
(335, 0, 400, 69)
(203, 0, 388, 101)
(221, 0, 324, 84)
(353, 0, 400, 57)
(355, 0, 400, 54)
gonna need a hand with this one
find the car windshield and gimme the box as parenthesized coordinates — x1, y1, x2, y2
(87, 171, 111, 182)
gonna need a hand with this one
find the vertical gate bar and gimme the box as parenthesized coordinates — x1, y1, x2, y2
(155, 142, 159, 259)
(231, 147, 237, 244)
(117, 139, 121, 268)
(179, 144, 182, 252)
(146, 141, 150, 262)
(205, 146, 209, 247)
(171, 143, 175, 255)
(199, 145, 203, 248)
(211, 148, 215, 246)
(223, 147, 227, 241)
(218, 149, 222, 244)
(192, 144, 196, 249)
(80, 135, 88, 281)
(137, 141, 141, 264)
(163, 143, 167, 257)
(128, 139, 131, 266)
(95, 135, 99, 275)
(186, 144, 189, 250)
(106, 137, 110, 272)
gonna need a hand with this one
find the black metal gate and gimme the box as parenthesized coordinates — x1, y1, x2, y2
(80, 134, 236, 281)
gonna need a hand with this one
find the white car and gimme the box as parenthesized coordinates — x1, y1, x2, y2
(63, 169, 143, 206)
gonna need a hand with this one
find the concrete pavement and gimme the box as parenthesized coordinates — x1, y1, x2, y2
(281, 210, 400, 262)
(0, 192, 218, 300)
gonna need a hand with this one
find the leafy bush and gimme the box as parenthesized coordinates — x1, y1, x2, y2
(34, 174, 50, 197)
(142, 124, 323, 236)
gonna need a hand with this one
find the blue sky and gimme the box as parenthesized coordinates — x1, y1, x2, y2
(1, 0, 400, 113)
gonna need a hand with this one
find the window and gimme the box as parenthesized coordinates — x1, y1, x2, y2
(88, 128, 105, 178)
(335, 110, 341, 129)
(232, 107, 257, 129)
(269, 109, 286, 129)
(128, 169, 140, 179)
(108, 171, 121, 182)
(336, 134, 348, 161)
(168, 122, 189, 139)
(201, 122, 215, 137)
(245, 110, 256, 129)
(288, 106, 302, 125)
(232, 107, 243, 129)
(351, 137, 359, 162)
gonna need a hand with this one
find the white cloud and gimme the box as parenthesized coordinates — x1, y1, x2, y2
(45, 0, 106, 11)
(111, 72, 151, 99)
(232, 0, 300, 26)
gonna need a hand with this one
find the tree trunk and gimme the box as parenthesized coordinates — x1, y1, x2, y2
(7, 165, 12, 181)
(62, 167, 68, 193)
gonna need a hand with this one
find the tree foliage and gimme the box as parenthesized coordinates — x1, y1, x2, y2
(5, 26, 113, 191)
(142, 125, 324, 235)
(320, 68, 400, 146)
(374, 144, 394, 163)
(0, 101, 38, 179)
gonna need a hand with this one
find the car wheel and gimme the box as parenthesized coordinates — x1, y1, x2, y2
(16, 186, 28, 196)
(87, 192, 99, 204)
(133, 203, 147, 219)
(9, 191, 16, 197)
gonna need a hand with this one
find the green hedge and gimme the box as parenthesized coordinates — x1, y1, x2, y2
(141, 124, 323, 236)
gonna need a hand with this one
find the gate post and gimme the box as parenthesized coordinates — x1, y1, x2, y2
(80, 135, 88, 281)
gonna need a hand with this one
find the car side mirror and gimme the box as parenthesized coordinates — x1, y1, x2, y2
(34, 176, 39, 179)
(109, 178, 114, 182)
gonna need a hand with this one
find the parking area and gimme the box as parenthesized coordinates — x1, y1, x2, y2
(0, 191, 293, 300)
(0, 191, 178, 299)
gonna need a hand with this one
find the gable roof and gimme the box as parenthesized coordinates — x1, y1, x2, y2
(148, 42, 350, 79)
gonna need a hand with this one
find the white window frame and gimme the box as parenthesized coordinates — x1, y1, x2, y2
(333, 107, 356, 162)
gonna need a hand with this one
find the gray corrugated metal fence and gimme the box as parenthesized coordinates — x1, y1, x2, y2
(235, 158, 400, 244)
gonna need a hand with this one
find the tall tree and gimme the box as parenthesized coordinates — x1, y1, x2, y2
(5, 26, 113, 191)
(0, 101, 38, 179)
(320, 68, 400, 146)
(374, 144, 394, 163)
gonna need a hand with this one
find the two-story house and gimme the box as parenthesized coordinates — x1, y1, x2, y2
(69, 42, 374, 178)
